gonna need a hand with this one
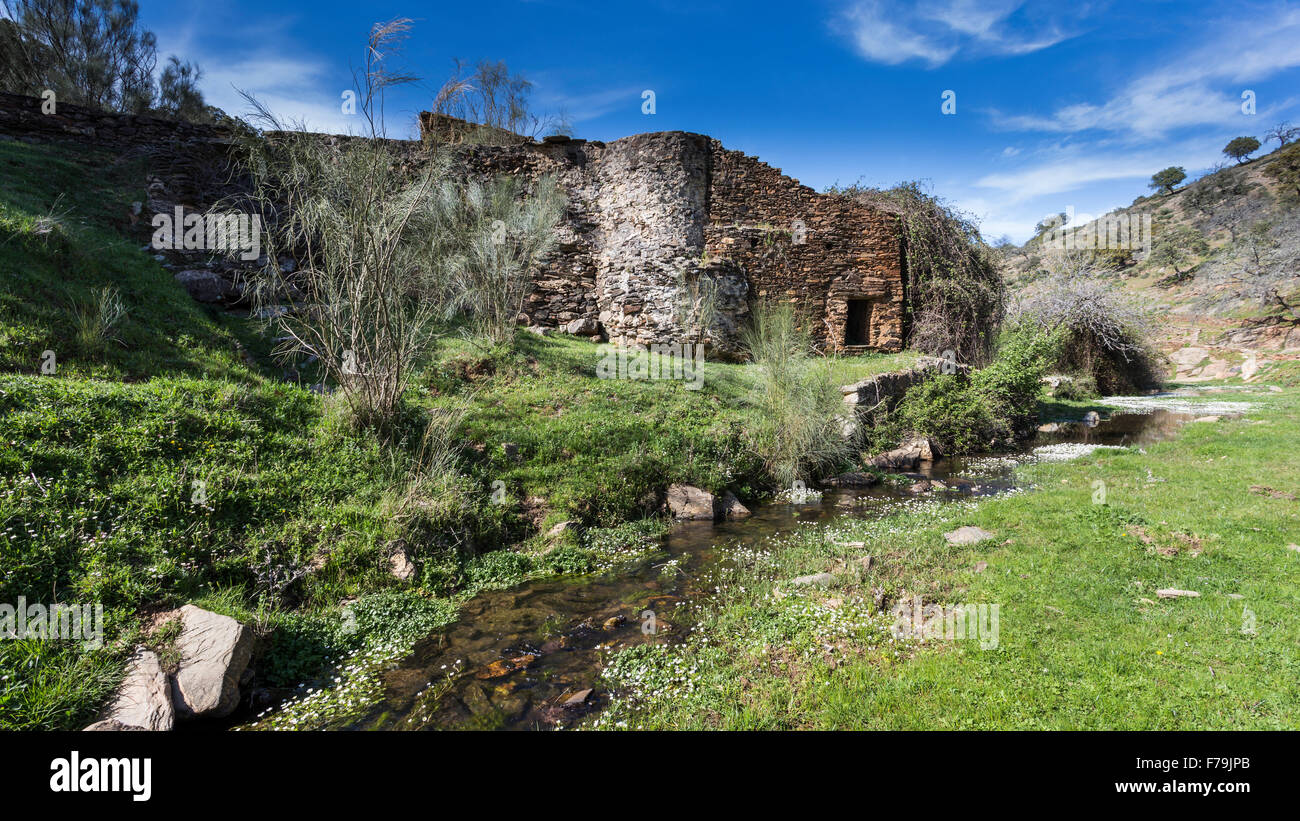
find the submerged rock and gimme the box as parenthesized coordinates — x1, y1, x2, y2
(826, 471, 880, 487)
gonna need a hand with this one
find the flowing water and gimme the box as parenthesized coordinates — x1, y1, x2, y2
(339, 406, 1198, 730)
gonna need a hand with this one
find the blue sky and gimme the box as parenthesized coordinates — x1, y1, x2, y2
(141, 0, 1300, 242)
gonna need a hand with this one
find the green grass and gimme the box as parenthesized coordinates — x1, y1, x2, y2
(0, 137, 922, 729)
(0, 140, 257, 382)
(424, 332, 912, 527)
(595, 388, 1300, 729)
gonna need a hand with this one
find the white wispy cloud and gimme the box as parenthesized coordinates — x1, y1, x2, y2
(987, 5, 1300, 138)
(155, 16, 374, 136)
(833, 0, 1081, 67)
(530, 83, 645, 124)
(956, 136, 1225, 240)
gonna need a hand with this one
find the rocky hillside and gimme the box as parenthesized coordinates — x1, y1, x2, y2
(999, 140, 1300, 385)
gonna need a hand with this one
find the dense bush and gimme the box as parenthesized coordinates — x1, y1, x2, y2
(1013, 266, 1165, 394)
(864, 325, 1055, 455)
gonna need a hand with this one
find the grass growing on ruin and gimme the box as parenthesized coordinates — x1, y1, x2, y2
(595, 388, 1300, 729)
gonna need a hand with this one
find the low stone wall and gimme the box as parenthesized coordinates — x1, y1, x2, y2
(840, 357, 970, 444)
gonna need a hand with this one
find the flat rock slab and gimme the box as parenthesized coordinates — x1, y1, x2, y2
(170, 605, 254, 720)
(84, 649, 174, 731)
(944, 526, 995, 546)
(790, 572, 835, 587)
(1156, 588, 1201, 599)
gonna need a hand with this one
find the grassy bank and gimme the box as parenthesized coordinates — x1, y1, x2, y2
(595, 387, 1300, 729)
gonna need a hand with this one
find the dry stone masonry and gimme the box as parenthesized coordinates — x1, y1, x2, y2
(0, 92, 907, 356)
(441, 124, 906, 357)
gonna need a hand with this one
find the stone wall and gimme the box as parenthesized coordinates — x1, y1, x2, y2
(707, 144, 905, 352)
(438, 125, 906, 357)
(0, 92, 907, 357)
(0, 92, 241, 209)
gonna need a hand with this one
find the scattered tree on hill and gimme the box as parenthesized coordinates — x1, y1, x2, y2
(1237, 220, 1278, 273)
(1263, 141, 1300, 204)
(0, 0, 208, 121)
(1149, 166, 1187, 194)
(1223, 136, 1262, 164)
(1149, 223, 1209, 282)
(1265, 121, 1299, 148)
(1184, 166, 1255, 217)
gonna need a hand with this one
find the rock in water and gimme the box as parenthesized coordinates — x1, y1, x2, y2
(943, 526, 995, 546)
(720, 491, 751, 518)
(84, 649, 174, 731)
(864, 437, 935, 470)
(825, 471, 879, 487)
(667, 483, 717, 519)
(170, 605, 254, 720)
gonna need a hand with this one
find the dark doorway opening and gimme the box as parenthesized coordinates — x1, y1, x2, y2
(845, 299, 872, 346)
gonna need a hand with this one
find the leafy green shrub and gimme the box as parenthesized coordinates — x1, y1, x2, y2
(864, 326, 1054, 455)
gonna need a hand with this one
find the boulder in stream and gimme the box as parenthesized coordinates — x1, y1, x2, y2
(667, 484, 717, 519)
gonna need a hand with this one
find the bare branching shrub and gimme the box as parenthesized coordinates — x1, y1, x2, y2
(1013, 252, 1164, 393)
(233, 20, 446, 429)
(742, 300, 852, 488)
(829, 181, 1005, 366)
(423, 173, 565, 347)
(430, 58, 569, 143)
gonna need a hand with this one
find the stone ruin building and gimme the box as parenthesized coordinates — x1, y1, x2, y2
(427, 112, 906, 358)
(0, 92, 907, 358)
